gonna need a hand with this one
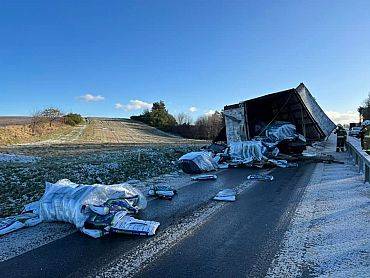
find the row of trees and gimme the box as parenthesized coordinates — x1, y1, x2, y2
(131, 101, 224, 140)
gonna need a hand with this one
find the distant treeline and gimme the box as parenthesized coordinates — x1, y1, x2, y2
(131, 101, 224, 140)
(359, 93, 370, 121)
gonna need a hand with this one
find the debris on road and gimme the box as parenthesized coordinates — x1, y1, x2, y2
(300, 152, 344, 164)
(229, 140, 267, 164)
(201, 83, 337, 170)
(148, 185, 177, 199)
(81, 227, 107, 238)
(213, 189, 236, 202)
(268, 159, 298, 168)
(191, 174, 218, 181)
(0, 179, 160, 238)
(0, 213, 41, 236)
(178, 151, 218, 174)
(247, 174, 274, 181)
(218, 163, 229, 169)
(302, 150, 317, 157)
(110, 211, 160, 236)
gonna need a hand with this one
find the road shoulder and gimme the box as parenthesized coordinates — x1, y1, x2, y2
(267, 138, 370, 277)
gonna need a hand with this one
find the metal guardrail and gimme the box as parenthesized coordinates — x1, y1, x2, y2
(346, 140, 370, 183)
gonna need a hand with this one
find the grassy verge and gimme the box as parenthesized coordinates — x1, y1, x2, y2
(0, 123, 76, 145)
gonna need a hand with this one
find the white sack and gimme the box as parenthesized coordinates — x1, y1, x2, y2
(179, 151, 218, 172)
(265, 122, 297, 142)
(229, 141, 267, 163)
(38, 179, 147, 228)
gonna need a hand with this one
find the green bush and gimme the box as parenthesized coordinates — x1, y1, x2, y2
(64, 113, 84, 126)
(131, 101, 176, 131)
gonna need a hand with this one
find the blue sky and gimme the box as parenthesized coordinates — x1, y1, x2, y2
(1, 0, 369, 123)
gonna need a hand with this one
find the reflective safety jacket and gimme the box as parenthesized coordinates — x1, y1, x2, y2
(334, 128, 347, 138)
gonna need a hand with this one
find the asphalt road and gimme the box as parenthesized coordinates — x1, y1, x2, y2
(137, 163, 315, 278)
(0, 162, 315, 277)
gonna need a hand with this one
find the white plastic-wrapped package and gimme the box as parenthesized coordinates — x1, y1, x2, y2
(178, 151, 218, 174)
(38, 179, 147, 228)
(213, 189, 236, 202)
(265, 122, 297, 143)
(229, 141, 267, 163)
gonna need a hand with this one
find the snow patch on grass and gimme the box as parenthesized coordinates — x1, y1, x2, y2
(0, 153, 39, 163)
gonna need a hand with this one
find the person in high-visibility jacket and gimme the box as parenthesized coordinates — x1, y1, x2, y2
(360, 124, 370, 154)
(334, 124, 347, 152)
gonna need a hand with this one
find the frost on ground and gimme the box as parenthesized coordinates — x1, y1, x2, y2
(0, 153, 39, 163)
(0, 144, 201, 217)
(267, 136, 370, 277)
(0, 151, 200, 262)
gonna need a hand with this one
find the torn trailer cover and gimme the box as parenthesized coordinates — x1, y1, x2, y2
(223, 83, 336, 144)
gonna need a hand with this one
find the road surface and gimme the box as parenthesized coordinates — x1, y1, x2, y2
(0, 163, 315, 277)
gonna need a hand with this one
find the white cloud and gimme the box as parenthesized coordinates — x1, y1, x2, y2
(78, 93, 105, 102)
(114, 103, 123, 109)
(189, 106, 197, 113)
(205, 109, 215, 116)
(326, 110, 359, 124)
(115, 100, 152, 111)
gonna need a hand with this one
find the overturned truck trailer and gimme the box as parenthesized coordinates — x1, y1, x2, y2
(223, 83, 336, 144)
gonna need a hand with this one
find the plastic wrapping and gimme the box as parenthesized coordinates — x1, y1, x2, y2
(191, 174, 218, 181)
(148, 185, 177, 199)
(229, 141, 267, 164)
(265, 122, 297, 143)
(213, 189, 236, 202)
(111, 211, 160, 236)
(0, 213, 41, 236)
(38, 179, 147, 228)
(247, 174, 274, 181)
(178, 151, 218, 174)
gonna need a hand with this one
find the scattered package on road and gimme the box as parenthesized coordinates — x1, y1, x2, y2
(110, 211, 160, 236)
(213, 189, 236, 202)
(1, 179, 159, 238)
(148, 185, 177, 199)
(191, 174, 218, 181)
(38, 179, 147, 228)
(268, 159, 298, 168)
(247, 174, 274, 181)
(178, 151, 218, 174)
(0, 213, 42, 236)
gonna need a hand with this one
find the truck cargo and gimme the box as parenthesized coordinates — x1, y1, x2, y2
(223, 83, 336, 144)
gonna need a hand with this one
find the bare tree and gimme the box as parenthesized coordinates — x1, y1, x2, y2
(176, 112, 192, 125)
(41, 107, 63, 127)
(194, 111, 224, 139)
(30, 109, 46, 134)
